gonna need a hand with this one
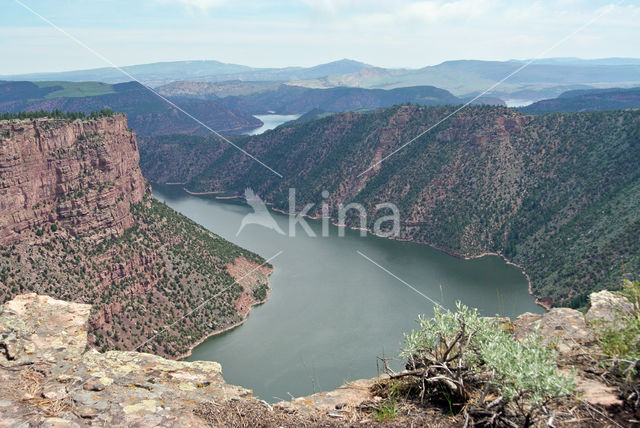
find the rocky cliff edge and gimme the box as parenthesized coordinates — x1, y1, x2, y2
(0, 291, 634, 427)
(0, 115, 146, 245)
(0, 293, 251, 427)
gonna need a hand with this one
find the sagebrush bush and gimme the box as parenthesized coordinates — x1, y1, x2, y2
(400, 303, 574, 424)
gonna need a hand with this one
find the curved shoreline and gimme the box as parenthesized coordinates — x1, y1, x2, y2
(263, 198, 547, 311)
(172, 256, 274, 360)
(460, 252, 550, 311)
(174, 295, 268, 361)
(175, 281, 272, 361)
(183, 188, 225, 196)
(178, 185, 548, 313)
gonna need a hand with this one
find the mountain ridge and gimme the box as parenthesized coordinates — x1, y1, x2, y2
(521, 86, 640, 114)
(139, 105, 640, 308)
(0, 80, 262, 136)
(0, 59, 373, 87)
(5, 58, 640, 102)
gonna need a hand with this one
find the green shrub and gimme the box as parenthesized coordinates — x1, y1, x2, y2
(374, 393, 398, 421)
(400, 303, 574, 425)
(252, 283, 268, 301)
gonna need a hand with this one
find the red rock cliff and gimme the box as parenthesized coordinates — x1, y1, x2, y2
(0, 115, 147, 244)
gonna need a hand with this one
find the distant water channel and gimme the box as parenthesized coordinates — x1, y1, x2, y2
(244, 114, 301, 135)
(152, 184, 542, 402)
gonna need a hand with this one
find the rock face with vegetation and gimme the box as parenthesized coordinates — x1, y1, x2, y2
(0, 114, 272, 359)
(0, 114, 146, 244)
(140, 105, 640, 308)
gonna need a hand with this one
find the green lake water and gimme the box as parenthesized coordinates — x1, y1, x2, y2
(152, 183, 542, 402)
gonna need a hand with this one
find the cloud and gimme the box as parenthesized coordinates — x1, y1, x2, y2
(301, 0, 396, 16)
(385, 0, 497, 23)
(332, 0, 498, 28)
(157, 0, 228, 10)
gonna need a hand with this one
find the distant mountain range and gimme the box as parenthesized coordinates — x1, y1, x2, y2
(3, 58, 640, 104)
(164, 84, 472, 115)
(521, 87, 640, 114)
(511, 57, 640, 66)
(0, 80, 260, 136)
(290, 60, 640, 100)
(0, 59, 373, 87)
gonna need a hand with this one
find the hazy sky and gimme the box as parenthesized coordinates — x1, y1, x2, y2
(1, 0, 638, 74)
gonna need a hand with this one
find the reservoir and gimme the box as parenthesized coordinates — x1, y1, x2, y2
(244, 114, 301, 135)
(152, 184, 542, 402)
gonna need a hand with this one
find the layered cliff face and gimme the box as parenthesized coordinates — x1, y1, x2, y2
(0, 115, 272, 359)
(0, 115, 146, 244)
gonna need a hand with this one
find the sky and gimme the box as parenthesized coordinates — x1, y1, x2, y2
(1, 0, 638, 74)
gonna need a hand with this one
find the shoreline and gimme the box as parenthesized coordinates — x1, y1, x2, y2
(174, 264, 274, 361)
(460, 251, 550, 311)
(265, 198, 546, 311)
(183, 188, 225, 196)
(177, 185, 548, 313)
(174, 314, 255, 361)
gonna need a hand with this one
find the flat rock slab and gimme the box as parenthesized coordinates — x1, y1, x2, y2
(0, 294, 251, 427)
(0, 293, 91, 365)
(514, 308, 595, 355)
(277, 377, 382, 418)
(575, 375, 623, 407)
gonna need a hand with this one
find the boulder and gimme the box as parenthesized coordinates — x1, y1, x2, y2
(513, 308, 595, 355)
(586, 290, 634, 327)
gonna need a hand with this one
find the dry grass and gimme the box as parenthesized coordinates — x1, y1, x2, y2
(195, 396, 461, 427)
(14, 366, 75, 417)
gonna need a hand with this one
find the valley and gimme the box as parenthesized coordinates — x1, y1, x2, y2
(243, 114, 301, 135)
(1, 16, 640, 422)
(140, 105, 640, 309)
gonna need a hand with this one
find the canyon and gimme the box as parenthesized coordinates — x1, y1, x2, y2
(140, 105, 640, 309)
(0, 98, 637, 426)
(0, 114, 271, 359)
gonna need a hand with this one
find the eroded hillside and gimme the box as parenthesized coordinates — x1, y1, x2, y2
(140, 105, 640, 307)
(0, 114, 272, 358)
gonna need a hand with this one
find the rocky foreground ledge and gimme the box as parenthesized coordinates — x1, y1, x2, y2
(0, 294, 251, 427)
(0, 292, 633, 427)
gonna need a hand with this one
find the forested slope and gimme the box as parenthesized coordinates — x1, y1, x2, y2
(140, 106, 640, 307)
